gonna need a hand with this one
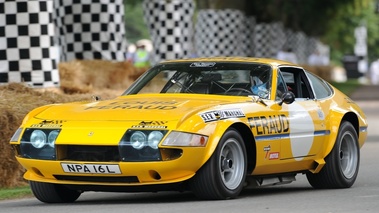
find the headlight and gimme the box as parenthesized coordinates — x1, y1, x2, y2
(148, 131, 164, 149)
(130, 131, 147, 149)
(30, 130, 47, 148)
(119, 129, 168, 162)
(20, 128, 60, 160)
(47, 130, 59, 148)
(162, 131, 208, 147)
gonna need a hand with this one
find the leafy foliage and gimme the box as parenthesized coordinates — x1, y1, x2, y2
(124, 1, 150, 44)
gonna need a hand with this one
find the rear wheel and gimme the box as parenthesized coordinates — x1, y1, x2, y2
(30, 181, 81, 203)
(306, 121, 360, 188)
(190, 128, 247, 199)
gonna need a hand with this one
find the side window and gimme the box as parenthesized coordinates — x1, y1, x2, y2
(279, 67, 314, 100)
(276, 73, 288, 100)
(305, 72, 333, 99)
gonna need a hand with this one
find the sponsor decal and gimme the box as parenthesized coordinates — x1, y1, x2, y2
(268, 152, 280, 160)
(263, 145, 271, 159)
(200, 108, 245, 122)
(131, 121, 168, 129)
(248, 114, 289, 135)
(263, 145, 279, 160)
(190, 62, 216, 67)
(85, 101, 178, 110)
(30, 120, 65, 128)
(263, 145, 271, 152)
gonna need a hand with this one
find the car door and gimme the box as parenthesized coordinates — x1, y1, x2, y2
(279, 67, 328, 160)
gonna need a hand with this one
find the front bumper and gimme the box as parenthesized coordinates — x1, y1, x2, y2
(16, 147, 208, 187)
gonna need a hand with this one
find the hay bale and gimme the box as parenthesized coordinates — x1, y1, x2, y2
(0, 107, 24, 187)
(0, 59, 148, 187)
(0, 83, 95, 187)
(59, 60, 138, 94)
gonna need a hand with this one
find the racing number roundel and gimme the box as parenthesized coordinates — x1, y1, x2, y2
(288, 102, 315, 160)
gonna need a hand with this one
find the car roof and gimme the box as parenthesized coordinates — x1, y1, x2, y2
(160, 57, 296, 67)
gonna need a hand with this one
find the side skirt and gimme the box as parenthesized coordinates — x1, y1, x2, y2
(244, 173, 297, 188)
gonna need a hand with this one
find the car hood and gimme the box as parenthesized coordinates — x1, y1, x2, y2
(34, 94, 247, 122)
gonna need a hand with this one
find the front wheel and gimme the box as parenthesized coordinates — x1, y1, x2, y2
(306, 121, 360, 188)
(190, 128, 247, 199)
(30, 181, 81, 203)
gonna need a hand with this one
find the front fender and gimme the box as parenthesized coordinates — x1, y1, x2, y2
(20, 104, 55, 126)
(197, 118, 252, 169)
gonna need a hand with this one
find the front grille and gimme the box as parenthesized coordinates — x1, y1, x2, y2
(58, 145, 120, 162)
(57, 144, 162, 162)
(54, 175, 139, 183)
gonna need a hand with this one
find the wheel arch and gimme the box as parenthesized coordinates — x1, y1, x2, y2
(229, 122, 256, 174)
(342, 112, 359, 137)
(325, 111, 359, 157)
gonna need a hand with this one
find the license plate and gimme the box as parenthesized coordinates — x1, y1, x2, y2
(61, 163, 121, 174)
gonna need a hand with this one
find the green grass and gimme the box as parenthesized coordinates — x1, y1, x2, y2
(0, 186, 32, 201)
(330, 79, 362, 96)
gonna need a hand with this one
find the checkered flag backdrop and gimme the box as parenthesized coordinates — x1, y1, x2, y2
(242, 16, 256, 57)
(253, 22, 286, 58)
(286, 30, 308, 64)
(0, 0, 59, 88)
(53, 0, 127, 62)
(143, 0, 194, 65)
(195, 9, 246, 57)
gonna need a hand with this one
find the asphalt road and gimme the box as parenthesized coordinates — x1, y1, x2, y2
(1, 100, 378, 213)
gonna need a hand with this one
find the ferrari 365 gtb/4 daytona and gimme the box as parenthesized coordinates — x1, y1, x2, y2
(10, 57, 367, 203)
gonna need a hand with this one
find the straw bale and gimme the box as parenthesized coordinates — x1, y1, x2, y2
(58, 60, 140, 94)
(0, 59, 147, 187)
(0, 83, 96, 187)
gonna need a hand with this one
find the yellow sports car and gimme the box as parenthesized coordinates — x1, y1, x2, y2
(10, 57, 368, 203)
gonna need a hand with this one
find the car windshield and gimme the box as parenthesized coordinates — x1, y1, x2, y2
(123, 62, 272, 98)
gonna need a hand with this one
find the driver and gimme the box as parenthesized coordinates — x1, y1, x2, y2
(250, 71, 270, 99)
(251, 82, 269, 98)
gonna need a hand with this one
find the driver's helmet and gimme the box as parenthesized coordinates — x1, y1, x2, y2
(251, 82, 268, 98)
(250, 75, 269, 98)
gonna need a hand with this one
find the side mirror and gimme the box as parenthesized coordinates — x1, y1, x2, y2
(278, 91, 295, 106)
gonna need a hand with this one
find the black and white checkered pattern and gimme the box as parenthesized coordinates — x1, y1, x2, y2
(0, 0, 60, 88)
(195, 9, 246, 57)
(271, 22, 287, 57)
(242, 16, 255, 57)
(253, 22, 275, 58)
(307, 38, 330, 63)
(53, 0, 127, 62)
(143, 0, 194, 65)
(181, 0, 195, 58)
(285, 30, 308, 64)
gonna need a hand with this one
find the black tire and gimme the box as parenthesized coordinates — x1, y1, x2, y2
(190, 128, 247, 199)
(30, 181, 81, 203)
(306, 121, 360, 189)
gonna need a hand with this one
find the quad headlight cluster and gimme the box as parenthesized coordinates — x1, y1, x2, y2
(18, 128, 60, 160)
(30, 129, 59, 148)
(129, 130, 164, 150)
(119, 130, 168, 161)
(119, 129, 208, 162)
